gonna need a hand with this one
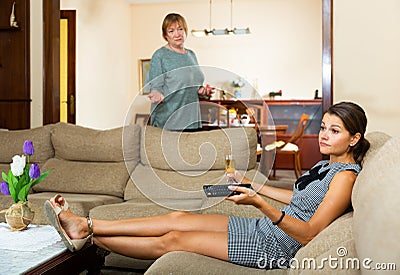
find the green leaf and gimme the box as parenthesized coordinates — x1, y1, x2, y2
(2, 172, 7, 182)
(31, 170, 50, 187)
(18, 184, 30, 202)
(7, 171, 18, 203)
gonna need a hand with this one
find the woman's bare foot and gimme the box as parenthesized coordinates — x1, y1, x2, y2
(49, 196, 90, 240)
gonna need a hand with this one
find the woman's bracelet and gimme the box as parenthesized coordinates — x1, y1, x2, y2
(272, 210, 285, 225)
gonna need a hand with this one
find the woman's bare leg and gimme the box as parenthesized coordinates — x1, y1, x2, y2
(51, 196, 229, 239)
(92, 211, 229, 237)
(95, 230, 229, 261)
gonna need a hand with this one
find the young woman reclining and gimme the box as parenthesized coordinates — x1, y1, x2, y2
(45, 101, 370, 270)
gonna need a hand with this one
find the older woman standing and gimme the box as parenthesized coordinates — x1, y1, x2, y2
(147, 13, 212, 131)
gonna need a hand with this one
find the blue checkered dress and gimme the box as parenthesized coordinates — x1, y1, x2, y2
(228, 161, 361, 269)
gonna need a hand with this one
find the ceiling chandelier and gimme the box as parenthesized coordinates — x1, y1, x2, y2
(191, 0, 251, 37)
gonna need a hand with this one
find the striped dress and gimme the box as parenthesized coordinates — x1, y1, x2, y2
(228, 160, 361, 269)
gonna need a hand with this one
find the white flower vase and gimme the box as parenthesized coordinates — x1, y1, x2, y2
(5, 201, 35, 231)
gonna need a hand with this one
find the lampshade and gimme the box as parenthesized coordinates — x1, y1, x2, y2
(212, 29, 229, 35)
(191, 29, 209, 37)
(232, 28, 251, 35)
(191, 0, 250, 37)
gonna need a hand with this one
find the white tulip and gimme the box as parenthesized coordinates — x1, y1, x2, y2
(10, 155, 26, 177)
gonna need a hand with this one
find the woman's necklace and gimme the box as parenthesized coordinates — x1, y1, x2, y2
(167, 44, 186, 54)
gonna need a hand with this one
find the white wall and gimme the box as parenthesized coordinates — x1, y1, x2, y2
(30, 0, 43, 128)
(131, 0, 322, 99)
(60, 0, 133, 129)
(334, 0, 400, 136)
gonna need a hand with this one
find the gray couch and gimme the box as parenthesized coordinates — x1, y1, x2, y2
(1, 123, 399, 274)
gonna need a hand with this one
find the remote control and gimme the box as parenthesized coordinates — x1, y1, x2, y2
(203, 184, 253, 197)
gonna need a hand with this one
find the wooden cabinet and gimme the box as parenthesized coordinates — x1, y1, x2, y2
(0, 0, 30, 130)
(200, 99, 323, 173)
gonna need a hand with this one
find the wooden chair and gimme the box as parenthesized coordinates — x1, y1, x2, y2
(267, 113, 310, 179)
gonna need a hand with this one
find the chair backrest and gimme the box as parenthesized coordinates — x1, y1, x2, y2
(199, 100, 228, 127)
(286, 113, 310, 144)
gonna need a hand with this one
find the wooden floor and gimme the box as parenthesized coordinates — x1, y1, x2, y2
(267, 169, 298, 190)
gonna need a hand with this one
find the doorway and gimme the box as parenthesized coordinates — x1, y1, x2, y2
(60, 10, 76, 124)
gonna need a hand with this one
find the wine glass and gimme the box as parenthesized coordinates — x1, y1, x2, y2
(225, 154, 235, 183)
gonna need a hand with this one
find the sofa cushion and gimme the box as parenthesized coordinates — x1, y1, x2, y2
(352, 136, 400, 267)
(289, 212, 354, 275)
(125, 164, 227, 202)
(125, 165, 266, 211)
(51, 122, 141, 162)
(140, 126, 257, 171)
(145, 251, 286, 275)
(201, 196, 286, 219)
(289, 238, 359, 275)
(89, 198, 202, 220)
(0, 194, 14, 223)
(0, 125, 54, 164)
(352, 131, 391, 205)
(105, 252, 155, 272)
(27, 192, 123, 225)
(33, 158, 130, 198)
(0, 164, 10, 177)
(363, 131, 391, 162)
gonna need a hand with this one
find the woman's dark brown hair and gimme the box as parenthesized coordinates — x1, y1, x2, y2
(161, 13, 188, 41)
(326, 102, 370, 165)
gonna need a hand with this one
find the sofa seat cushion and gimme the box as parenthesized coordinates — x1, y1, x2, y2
(0, 125, 54, 165)
(352, 136, 400, 268)
(140, 126, 257, 171)
(89, 198, 202, 220)
(145, 251, 287, 275)
(34, 158, 130, 197)
(26, 192, 123, 225)
(105, 252, 155, 272)
(51, 122, 141, 163)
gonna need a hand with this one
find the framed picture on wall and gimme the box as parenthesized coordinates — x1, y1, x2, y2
(138, 58, 151, 94)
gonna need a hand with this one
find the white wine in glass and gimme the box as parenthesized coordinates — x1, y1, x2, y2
(225, 154, 235, 175)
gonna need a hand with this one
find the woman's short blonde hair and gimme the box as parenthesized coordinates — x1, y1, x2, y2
(162, 13, 188, 41)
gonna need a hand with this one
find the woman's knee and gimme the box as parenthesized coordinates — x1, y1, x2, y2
(158, 230, 184, 254)
(166, 211, 191, 221)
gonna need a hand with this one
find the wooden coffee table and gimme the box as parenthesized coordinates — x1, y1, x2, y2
(0, 223, 105, 274)
(26, 243, 104, 275)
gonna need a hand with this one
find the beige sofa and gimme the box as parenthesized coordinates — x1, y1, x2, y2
(1, 123, 399, 274)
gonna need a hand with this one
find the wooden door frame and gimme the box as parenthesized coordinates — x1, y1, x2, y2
(43, 0, 333, 124)
(43, 0, 60, 125)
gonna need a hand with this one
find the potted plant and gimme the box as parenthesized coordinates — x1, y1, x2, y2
(0, 140, 49, 230)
